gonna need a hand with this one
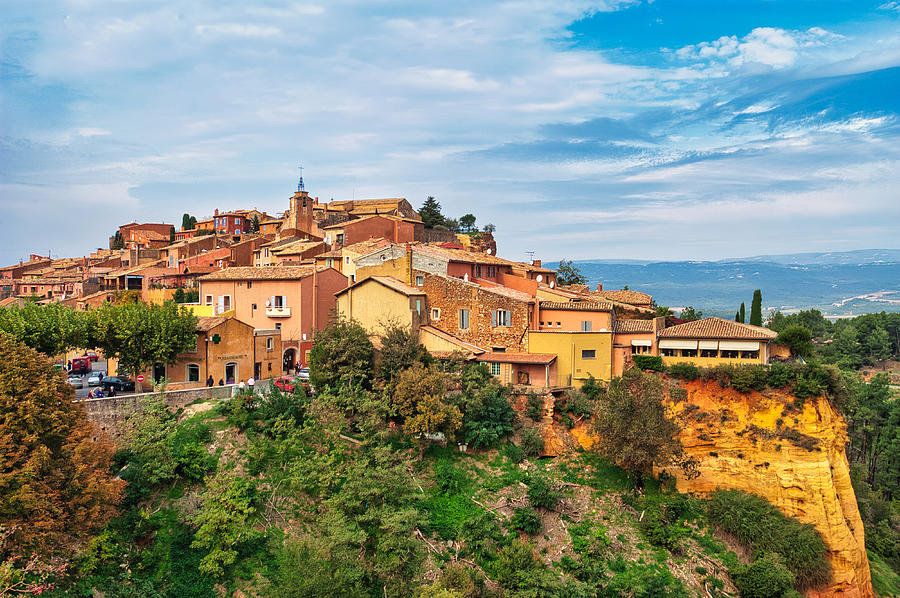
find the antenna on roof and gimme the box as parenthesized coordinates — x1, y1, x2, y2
(525, 251, 535, 261)
(297, 165, 305, 192)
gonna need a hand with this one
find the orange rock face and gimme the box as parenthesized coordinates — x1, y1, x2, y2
(657, 380, 873, 598)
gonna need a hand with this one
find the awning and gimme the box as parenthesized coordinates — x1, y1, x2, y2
(631, 339, 652, 347)
(658, 339, 698, 350)
(698, 340, 719, 350)
(719, 340, 760, 351)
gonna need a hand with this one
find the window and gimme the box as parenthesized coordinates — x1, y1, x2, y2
(700, 349, 717, 358)
(345, 256, 350, 263)
(721, 350, 739, 359)
(415, 275, 424, 286)
(476, 265, 483, 277)
(661, 348, 677, 357)
(187, 364, 200, 382)
(741, 350, 759, 360)
(431, 308, 440, 320)
(336, 233, 344, 245)
(247, 281, 252, 289)
(459, 309, 470, 329)
(350, 274, 356, 283)
(252, 303, 257, 312)
(582, 349, 596, 359)
(275, 323, 282, 330)
(681, 349, 698, 357)
(631, 345, 650, 355)
(266, 337, 274, 351)
(205, 294, 213, 305)
(581, 321, 592, 332)
(489, 362, 501, 376)
(265, 248, 270, 257)
(492, 309, 511, 327)
(415, 299, 422, 314)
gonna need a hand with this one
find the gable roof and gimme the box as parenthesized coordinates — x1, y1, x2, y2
(540, 301, 614, 312)
(591, 289, 653, 305)
(658, 317, 778, 340)
(336, 275, 424, 297)
(196, 316, 229, 332)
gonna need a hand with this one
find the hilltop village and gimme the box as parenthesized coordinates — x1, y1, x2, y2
(0, 183, 784, 391)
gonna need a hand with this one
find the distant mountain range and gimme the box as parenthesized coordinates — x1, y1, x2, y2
(569, 250, 900, 318)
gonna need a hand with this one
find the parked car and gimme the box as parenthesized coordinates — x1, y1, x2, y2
(273, 376, 310, 393)
(88, 371, 105, 387)
(86, 351, 100, 362)
(67, 375, 83, 388)
(297, 367, 310, 380)
(100, 376, 135, 392)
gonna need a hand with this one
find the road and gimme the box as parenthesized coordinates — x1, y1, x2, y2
(69, 359, 136, 399)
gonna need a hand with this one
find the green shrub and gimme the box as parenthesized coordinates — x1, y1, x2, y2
(504, 442, 525, 464)
(633, 355, 664, 371)
(526, 475, 561, 510)
(733, 552, 795, 598)
(602, 561, 689, 598)
(767, 362, 795, 388)
(521, 427, 544, 457)
(434, 459, 468, 495)
(667, 363, 700, 380)
(525, 393, 543, 421)
(511, 507, 542, 535)
(707, 489, 831, 590)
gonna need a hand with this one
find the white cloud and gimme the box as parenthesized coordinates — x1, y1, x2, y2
(194, 23, 282, 37)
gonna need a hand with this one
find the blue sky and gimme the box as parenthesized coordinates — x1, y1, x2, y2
(1, 1, 899, 265)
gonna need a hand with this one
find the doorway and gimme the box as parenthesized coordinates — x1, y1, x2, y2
(283, 348, 297, 374)
(254, 362, 261, 380)
(225, 362, 237, 385)
(153, 363, 166, 383)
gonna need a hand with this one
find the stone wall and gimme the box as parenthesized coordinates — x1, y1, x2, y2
(79, 385, 235, 442)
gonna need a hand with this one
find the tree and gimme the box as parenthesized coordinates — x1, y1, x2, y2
(191, 473, 259, 577)
(655, 305, 674, 318)
(459, 213, 476, 232)
(443, 217, 460, 233)
(169, 226, 175, 242)
(776, 325, 815, 359)
(736, 302, 746, 323)
(376, 323, 431, 385)
(111, 231, 124, 250)
(0, 301, 91, 356)
(679, 306, 702, 321)
(308, 318, 374, 393)
(0, 334, 123, 558)
(181, 213, 193, 231)
(419, 196, 445, 229)
(750, 289, 763, 326)
(556, 259, 588, 286)
(454, 364, 515, 448)
(250, 215, 260, 233)
(482, 223, 496, 233)
(91, 301, 198, 377)
(591, 368, 685, 486)
(392, 363, 461, 458)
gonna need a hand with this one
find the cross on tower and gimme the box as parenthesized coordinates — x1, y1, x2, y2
(297, 165, 305, 192)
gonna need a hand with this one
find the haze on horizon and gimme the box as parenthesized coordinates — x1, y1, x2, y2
(2, 1, 900, 265)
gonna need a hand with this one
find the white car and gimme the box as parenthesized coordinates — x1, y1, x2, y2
(67, 375, 84, 388)
(88, 371, 105, 387)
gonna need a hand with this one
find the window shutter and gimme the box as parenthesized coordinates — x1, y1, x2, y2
(492, 311, 497, 327)
(282, 295, 288, 308)
(270, 296, 276, 308)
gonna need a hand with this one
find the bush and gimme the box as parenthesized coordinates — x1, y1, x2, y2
(667, 363, 700, 380)
(707, 489, 831, 590)
(633, 355, 664, 371)
(511, 507, 542, 535)
(527, 475, 561, 510)
(733, 552, 795, 598)
(504, 443, 525, 464)
(434, 459, 468, 495)
(525, 393, 543, 421)
(521, 427, 544, 457)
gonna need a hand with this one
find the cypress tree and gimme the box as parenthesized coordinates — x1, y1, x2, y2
(750, 289, 763, 326)
(735, 311, 741, 322)
(738, 302, 746, 323)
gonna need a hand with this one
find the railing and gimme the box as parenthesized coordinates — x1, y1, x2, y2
(265, 306, 291, 317)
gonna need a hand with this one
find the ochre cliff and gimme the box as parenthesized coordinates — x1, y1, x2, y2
(655, 380, 873, 598)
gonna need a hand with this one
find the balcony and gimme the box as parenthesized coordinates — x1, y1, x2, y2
(266, 306, 291, 318)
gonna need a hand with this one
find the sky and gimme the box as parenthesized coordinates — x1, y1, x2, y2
(2, 0, 900, 265)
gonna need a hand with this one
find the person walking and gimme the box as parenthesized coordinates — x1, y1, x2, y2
(247, 376, 255, 393)
(206, 375, 214, 387)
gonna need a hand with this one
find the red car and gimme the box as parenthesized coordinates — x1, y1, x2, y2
(86, 351, 100, 362)
(273, 376, 308, 393)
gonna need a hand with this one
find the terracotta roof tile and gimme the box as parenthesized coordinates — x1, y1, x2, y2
(540, 301, 614, 312)
(338, 275, 424, 297)
(614, 319, 655, 333)
(196, 316, 229, 331)
(478, 352, 557, 364)
(591, 290, 652, 305)
(658, 317, 777, 340)
(199, 265, 327, 281)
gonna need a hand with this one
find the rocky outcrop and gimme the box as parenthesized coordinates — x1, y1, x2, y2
(656, 380, 873, 598)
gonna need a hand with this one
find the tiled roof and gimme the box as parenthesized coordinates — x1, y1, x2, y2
(271, 240, 323, 255)
(138, 230, 169, 241)
(415, 244, 512, 266)
(478, 352, 557, 364)
(320, 214, 421, 229)
(199, 265, 325, 281)
(419, 325, 486, 354)
(658, 317, 778, 340)
(477, 283, 534, 303)
(196, 316, 229, 332)
(614, 319, 655, 333)
(338, 275, 424, 297)
(540, 301, 613, 312)
(592, 290, 653, 305)
(343, 238, 392, 255)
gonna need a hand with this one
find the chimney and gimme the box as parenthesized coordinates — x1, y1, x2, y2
(532, 259, 541, 268)
(214, 209, 219, 216)
(596, 283, 603, 291)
